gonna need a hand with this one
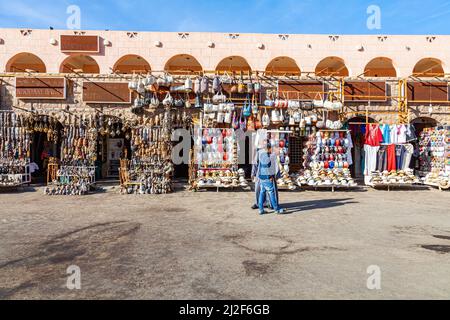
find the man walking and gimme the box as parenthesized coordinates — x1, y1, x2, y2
(255, 143, 285, 215)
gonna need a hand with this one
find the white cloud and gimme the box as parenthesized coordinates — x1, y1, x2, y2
(0, 1, 65, 28)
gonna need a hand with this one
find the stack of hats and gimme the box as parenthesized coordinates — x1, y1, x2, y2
(422, 172, 450, 189)
(369, 170, 419, 185)
(296, 168, 356, 187)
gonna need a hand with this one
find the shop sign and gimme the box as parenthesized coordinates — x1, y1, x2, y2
(15, 77, 67, 99)
(82, 82, 131, 104)
(277, 81, 325, 100)
(60, 35, 100, 53)
(407, 81, 449, 103)
(344, 81, 387, 102)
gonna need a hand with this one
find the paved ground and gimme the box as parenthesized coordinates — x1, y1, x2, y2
(0, 184, 450, 300)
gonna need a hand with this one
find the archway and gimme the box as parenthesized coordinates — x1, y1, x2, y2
(6, 52, 46, 73)
(164, 54, 202, 74)
(113, 55, 151, 74)
(216, 56, 251, 73)
(315, 57, 349, 77)
(411, 116, 438, 135)
(364, 57, 397, 77)
(413, 58, 444, 77)
(265, 56, 301, 76)
(60, 55, 100, 74)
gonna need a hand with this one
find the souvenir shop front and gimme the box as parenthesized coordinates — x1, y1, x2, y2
(1, 73, 449, 195)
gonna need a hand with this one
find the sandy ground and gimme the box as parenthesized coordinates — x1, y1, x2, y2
(0, 184, 450, 300)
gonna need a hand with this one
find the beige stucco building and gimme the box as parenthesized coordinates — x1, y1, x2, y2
(0, 28, 449, 125)
(0, 28, 449, 76)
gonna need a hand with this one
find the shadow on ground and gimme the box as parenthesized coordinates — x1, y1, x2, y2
(282, 198, 358, 214)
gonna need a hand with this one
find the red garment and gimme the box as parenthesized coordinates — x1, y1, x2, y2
(365, 124, 383, 147)
(386, 144, 396, 171)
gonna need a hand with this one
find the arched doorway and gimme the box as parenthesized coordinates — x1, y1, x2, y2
(60, 55, 100, 73)
(411, 117, 438, 135)
(27, 115, 63, 184)
(413, 58, 444, 77)
(164, 54, 202, 74)
(216, 56, 251, 73)
(364, 57, 397, 77)
(315, 57, 349, 77)
(5, 52, 46, 73)
(265, 57, 301, 76)
(410, 117, 438, 172)
(346, 116, 378, 179)
(113, 55, 151, 74)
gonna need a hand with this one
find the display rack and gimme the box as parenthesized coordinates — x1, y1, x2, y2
(45, 165, 96, 196)
(190, 127, 250, 191)
(0, 163, 31, 188)
(418, 126, 450, 191)
(119, 159, 174, 195)
(296, 129, 358, 191)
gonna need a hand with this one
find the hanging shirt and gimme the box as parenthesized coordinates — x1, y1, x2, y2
(395, 145, 406, 169)
(346, 131, 354, 166)
(380, 124, 391, 144)
(387, 144, 397, 171)
(397, 125, 407, 144)
(390, 125, 398, 144)
(365, 124, 383, 147)
(405, 125, 417, 142)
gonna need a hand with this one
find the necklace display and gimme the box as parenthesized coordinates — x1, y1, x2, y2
(61, 115, 98, 166)
(0, 112, 31, 161)
(46, 114, 98, 196)
(121, 107, 175, 195)
(0, 112, 31, 187)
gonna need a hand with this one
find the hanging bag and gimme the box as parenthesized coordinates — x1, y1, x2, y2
(217, 109, 225, 124)
(174, 94, 184, 107)
(150, 93, 160, 108)
(212, 90, 227, 104)
(200, 76, 210, 94)
(255, 111, 263, 130)
(185, 93, 192, 108)
(247, 115, 255, 131)
(212, 75, 222, 93)
(232, 111, 240, 130)
(238, 75, 246, 94)
(313, 92, 324, 108)
(128, 73, 138, 90)
(239, 109, 247, 131)
(262, 108, 270, 128)
(224, 108, 232, 124)
(243, 96, 252, 117)
(194, 77, 201, 95)
(185, 77, 193, 92)
(252, 96, 259, 115)
(247, 81, 254, 95)
(163, 92, 174, 106)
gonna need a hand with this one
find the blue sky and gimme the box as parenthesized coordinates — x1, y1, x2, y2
(1, 0, 450, 34)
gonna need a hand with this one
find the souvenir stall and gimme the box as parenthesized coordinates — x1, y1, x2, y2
(252, 128, 297, 191)
(364, 123, 421, 190)
(45, 113, 98, 195)
(292, 94, 359, 191)
(188, 74, 305, 191)
(296, 128, 357, 192)
(119, 107, 175, 195)
(417, 126, 450, 190)
(0, 111, 31, 188)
